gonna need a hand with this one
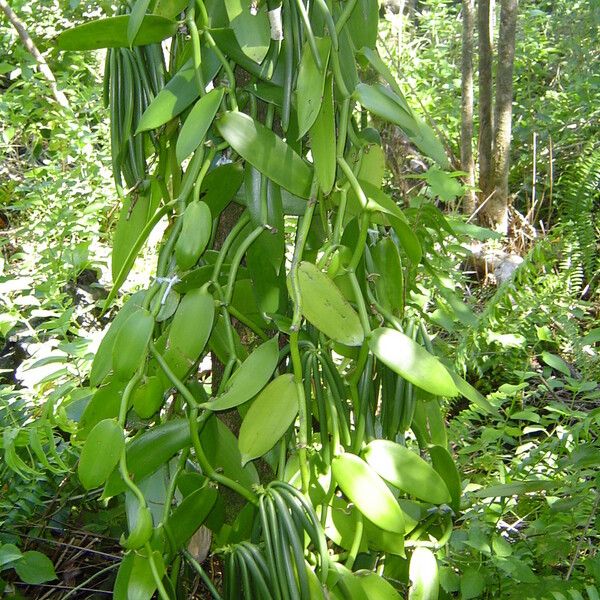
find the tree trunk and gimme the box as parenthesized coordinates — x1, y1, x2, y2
(461, 0, 477, 214)
(0, 0, 69, 109)
(477, 0, 494, 203)
(485, 0, 518, 234)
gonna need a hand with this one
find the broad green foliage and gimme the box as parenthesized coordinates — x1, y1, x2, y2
(2, 0, 599, 597)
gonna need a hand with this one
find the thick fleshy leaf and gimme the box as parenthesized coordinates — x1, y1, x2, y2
(57, 15, 177, 51)
(112, 183, 160, 282)
(90, 292, 145, 387)
(14, 551, 56, 585)
(296, 37, 331, 138)
(369, 328, 459, 397)
(355, 570, 403, 599)
(347, 0, 379, 50)
(112, 308, 154, 379)
(297, 261, 364, 346)
(153, 0, 189, 19)
(429, 445, 462, 512)
(128, 0, 153, 47)
(216, 111, 313, 198)
(136, 54, 220, 132)
(168, 289, 214, 361)
(104, 419, 190, 498)
(202, 336, 279, 411)
(370, 237, 404, 315)
(78, 379, 125, 439)
(363, 440, 451, 504)
(310, 73, 336, 194)
(202, 415, 259, 489)
(78, 419, 124, 490)
(225, 0, 270, 63)
(238, 374, 299, 465)
(332, 453, 405, 535)
(209, 28, 267, 79)
(199, 161, 244, 217)
(176, 88, 225, 164)
(408, 547, 439, 600)
(165, 486, 218, 554)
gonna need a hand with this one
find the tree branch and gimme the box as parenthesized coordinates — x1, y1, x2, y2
(0, 0, 70, 109)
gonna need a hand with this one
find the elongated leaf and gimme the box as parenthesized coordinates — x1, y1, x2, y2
(238, 374, 299, 465)
(168, 289, 214, 361)
(153, 0, 189, 19)
(225, 0, 270, 63)
(202, 415, 259, 489)
(370, 237, 404, 315)
(447, 369, 496, 414)
(90, 292, 145, 387)
(332, 453, 405, 535)
(369, 328, 458, 397)
(408, 547, 439, 600)
(296, 37, 331, 138)
(137, 54, 220, 132)
(128, 0, 153, 47)
(79, 379, 125, 439)
(57, 15, 177, 51)
(216, 111, 313, 198)
(310, 73, 336, 194)
(176, 88, 225, 164)
(429, 445, 461, 512)
(104, 419, 190, 498)
(202, 336, 279, 411)
(165, 486, 218, 554)
(356, 570, 402, 599)
(297, 261, 364, 346)
(78, 419, 124, 490)
(474, 480, 561, 498)
(199, 161, 244, 217)
(363, 440, 451, 504)
(391, 216, 423, 264)
(347, 0, 379, 50)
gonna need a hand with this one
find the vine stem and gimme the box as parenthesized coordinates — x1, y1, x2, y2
(149, 343, 259, 506)
(145, 542, 171, 600)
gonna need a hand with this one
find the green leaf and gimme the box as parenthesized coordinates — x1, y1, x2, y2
(78, 419, 125, 490)
(57, 15, 177, 51)
(363, 440, 451, 504)
(0, 544, 22, 567)
(409, 547, 439, 600)
(104, 419, 190, 498)
(128, 0, 153, 47)
(446, 370, 497, 414)
(202, 415, 259, 490)
(428, 445, 461, 512)
(165, 486, 218, 554)
(297, 261, 364, 346)
(347, 0, 379, 50)
(370, 237, 404, 315)
(176, 88, 225, 164)
(14, 551, 57, 585)
(78, 379, 125, 438)
(216, 111, 313, 198)
(541, 351, 571, 377)
(425, 168, 463, 202)
(137, 55, 220, 132)
(153, 0, 189, 18)
(90, 292, 145, 387)
(168, 289, 214, 362)
(238, 374, 299, 465)
(224, 0, 271, 63)
(202, 336, 280, 411)
(369, 328, 459, 397)
(473, 480, 561, 498)
(310, 73, 336, 194)
(357, 47, 410, 108)
(390, 216, 423, 264)
(296, 37, 331, 138)
(199, 161, 244, 217)
(460, 568, 485, 600)
(332, 453, 405, 535)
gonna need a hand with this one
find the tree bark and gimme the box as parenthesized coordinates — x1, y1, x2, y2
(477, 0, 494, 203)
(0, 0, 69, 109)
(461, 0, 477, 214)
(485, 0, 518, 234)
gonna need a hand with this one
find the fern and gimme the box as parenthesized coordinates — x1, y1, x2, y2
(556, 145, 600, 283)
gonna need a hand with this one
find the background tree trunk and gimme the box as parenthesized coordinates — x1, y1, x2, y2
(0, 0, 69, 108)
(477, 0, 494, 203)
(484, 0, 519, 233)
(461, 0, 477, 214)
